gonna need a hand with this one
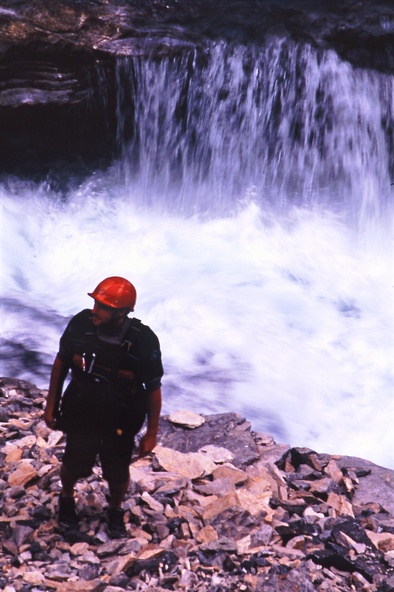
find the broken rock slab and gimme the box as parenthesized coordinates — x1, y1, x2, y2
(8, 461, 38, 488)
(154, 445, 217, 479)
(157, 412, 261, 468)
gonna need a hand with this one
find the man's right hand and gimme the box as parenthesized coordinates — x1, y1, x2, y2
(45, 355, 70, 430)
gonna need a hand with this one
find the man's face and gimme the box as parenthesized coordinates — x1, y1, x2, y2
(92, 300, 125, 327)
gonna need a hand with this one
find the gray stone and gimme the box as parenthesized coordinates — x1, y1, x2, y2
(96, 539, 125, 558)
(193, 477, 236, 496)
(250, 524, 274, 546)
(79, 564, 100, 581)
(178, 569, 199, 589)
(7, 486, 26, 499)
(11, 525, 34, 548)
(336, 456, 394, 515)
(256, 443, 291, 467)
(204, 537, 238, 553)
(255, 567, 318, 591)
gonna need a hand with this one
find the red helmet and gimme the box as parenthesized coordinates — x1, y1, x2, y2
(88, 276, 137, 311)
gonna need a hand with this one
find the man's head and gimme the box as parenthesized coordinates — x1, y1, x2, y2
(88, 276, 137, 327)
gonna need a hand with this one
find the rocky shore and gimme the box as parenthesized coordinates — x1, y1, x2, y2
(1, 377, 393, 592)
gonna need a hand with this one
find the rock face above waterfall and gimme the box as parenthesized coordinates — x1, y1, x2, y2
(1, 1, 393, 75)
(1, 376, 393, 591)
(0, 0, 393, 182)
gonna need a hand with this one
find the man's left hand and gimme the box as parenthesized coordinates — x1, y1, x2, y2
(136, 433, 157, 457)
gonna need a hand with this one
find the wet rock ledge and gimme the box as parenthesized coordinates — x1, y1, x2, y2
(1, 377, 394, 592)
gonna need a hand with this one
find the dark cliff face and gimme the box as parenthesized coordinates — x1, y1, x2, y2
(0, 0, 393, 183)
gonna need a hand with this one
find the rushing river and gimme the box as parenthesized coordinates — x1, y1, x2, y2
(1, 31, 393, 468)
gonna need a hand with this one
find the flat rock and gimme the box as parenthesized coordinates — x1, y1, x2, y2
(154, 445, 217, 479)
(51, 580, 106, 592)
(366, 531, 394, 552)
(326, 492, 355, 517)
(236, 487, 272, 517)
(128, 464, 177, 493)
(202, 492, 242, 523)
(4, 445, 23, 462)
(141, 491, 164, 513)
(324, 459, 344, 484)
(23, 571, 45, 584)
(196, 524, 218, 544)
(198, 445, 234, 463)
(168, 410, 205, 429)
(8, 462, 38, 487)
(213, 464, 248, 485)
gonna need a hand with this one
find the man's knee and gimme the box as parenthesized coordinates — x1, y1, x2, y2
(61, 459, 93, 480)
(102, 462, 130, 484)
(62, 430, 100, 478)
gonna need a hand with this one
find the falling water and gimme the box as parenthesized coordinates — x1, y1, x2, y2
(113, 39, 393, 227)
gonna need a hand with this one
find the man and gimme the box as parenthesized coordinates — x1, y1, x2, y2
(44, 276, 163, 538)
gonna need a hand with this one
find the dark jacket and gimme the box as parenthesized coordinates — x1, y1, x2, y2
(56, 309, 163, 433)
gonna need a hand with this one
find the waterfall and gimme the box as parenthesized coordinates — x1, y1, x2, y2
(112, 38, 393, 226)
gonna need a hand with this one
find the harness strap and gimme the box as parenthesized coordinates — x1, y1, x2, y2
(80, 316, 142, 382)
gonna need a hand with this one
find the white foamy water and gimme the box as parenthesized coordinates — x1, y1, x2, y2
(1, 180, 393, 468)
